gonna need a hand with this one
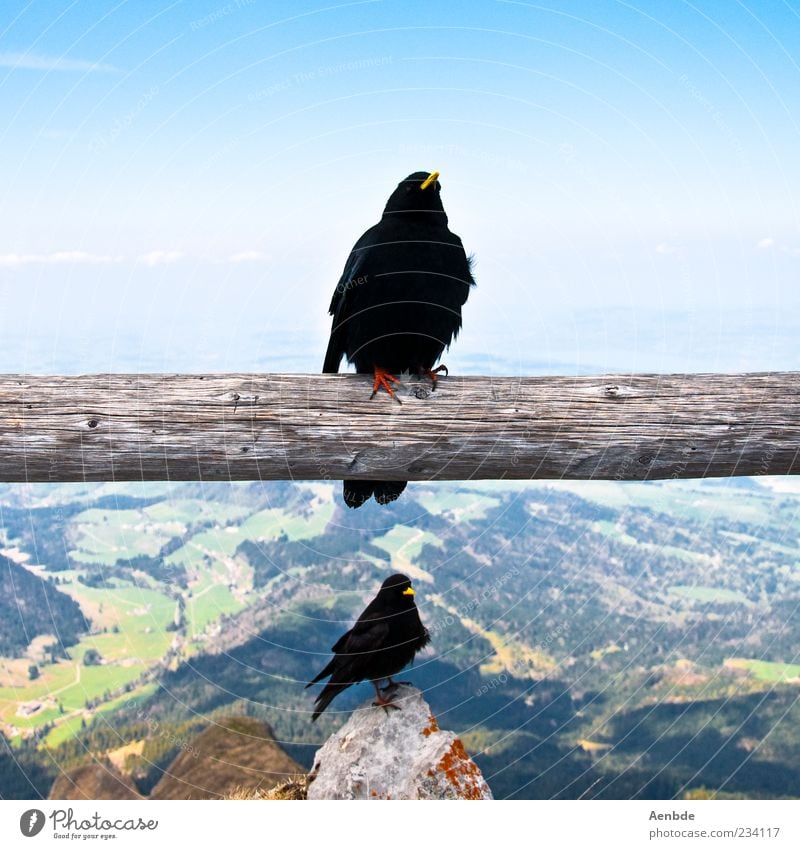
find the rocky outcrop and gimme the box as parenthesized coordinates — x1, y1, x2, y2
(49, 761, 142, 800)
(307, 685, 492, 800)
(150, 716, 305, 799)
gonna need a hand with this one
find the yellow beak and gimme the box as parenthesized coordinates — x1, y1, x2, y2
(419, 171, 439, 191)
(402, 586, 415, 596)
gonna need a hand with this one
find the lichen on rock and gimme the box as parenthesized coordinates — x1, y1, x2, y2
(307, 685, 492, 800)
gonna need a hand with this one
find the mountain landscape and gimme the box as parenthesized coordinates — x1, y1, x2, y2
(1, 475, 799, 800)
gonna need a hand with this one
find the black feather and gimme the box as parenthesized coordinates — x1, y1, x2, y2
(308, 573, 430, 721)
(323, 172, 475, 507)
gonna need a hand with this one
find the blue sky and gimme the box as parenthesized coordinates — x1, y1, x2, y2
(0, 0, 798, 373)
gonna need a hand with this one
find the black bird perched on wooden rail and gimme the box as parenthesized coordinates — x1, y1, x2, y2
(307, 573, 430, 721)
(323, 171, 475, 508)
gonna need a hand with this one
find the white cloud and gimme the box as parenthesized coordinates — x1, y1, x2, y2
(0, 251, 117, 267)
(0, 249, 274, 268)
(655, 242, 679, 255)
(137, 250, 184, 267)
(227, 250, 265, 263)
(41, 129, 77, 141)
(757, 237, 775, 249)
(48, 251, 116, 265)
(0, 52, 117, 73)
(758, 476, 800, 494)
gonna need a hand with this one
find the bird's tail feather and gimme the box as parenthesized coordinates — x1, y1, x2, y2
(306, 658, 337, 689)
(311, 681, 349, 721)
(322, 338, 343, 374)
(310, 665, 358, 721)
(343, 480, 406, 508)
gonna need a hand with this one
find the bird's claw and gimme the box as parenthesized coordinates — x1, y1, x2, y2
(419, 364, 448, 391)
(372, 693, 401, 713)
(370, 368, 402, 405)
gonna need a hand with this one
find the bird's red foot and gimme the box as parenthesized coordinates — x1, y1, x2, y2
(372, 682, 401, 712)
(372, 692, 400, 712)
(370, 366, 402, 405)
(419, 364, 448, 391)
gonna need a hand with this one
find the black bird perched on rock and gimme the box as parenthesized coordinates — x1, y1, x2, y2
(307, 573, 430, 721)
(323, 171, 475, 508)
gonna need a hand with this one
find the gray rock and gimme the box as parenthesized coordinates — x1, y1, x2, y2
(307, 685, 493, 800)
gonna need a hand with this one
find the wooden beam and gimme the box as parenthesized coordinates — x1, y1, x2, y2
(0, 372, 797, 483)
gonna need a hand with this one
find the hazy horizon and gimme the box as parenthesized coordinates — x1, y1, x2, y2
(1, 1, 798, 375)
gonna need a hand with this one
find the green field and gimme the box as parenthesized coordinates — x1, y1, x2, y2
(186, 582, 245, 637)
(372, 525, 443, 560)
(371, 525, 443, 582)
(415, 488, 501, 521)
(0, 581, 173, 738)
(591, 519, 710, 563)
(70, 508, 180, 563)
(669, 585, 751, 605)
(592, 519, 639, 546)
(43, 713, 87, 748)
(726, 658, 800, 682)
(143, 499, 250, 525)
(44, 683, 160, 748)
(522, 480, 777, 525)
(165, 503, 336, 566)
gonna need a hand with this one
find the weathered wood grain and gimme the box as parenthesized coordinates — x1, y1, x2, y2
(0, 372, 797, 483)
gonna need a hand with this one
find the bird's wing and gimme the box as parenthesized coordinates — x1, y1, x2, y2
(330, 626, 353, 654)
(322, 225, 378, 373)
(446, 231, 477, 306)
(336, 613, 391, 656)
(308, 618, 390, 721)
(305, 616, 387, 688)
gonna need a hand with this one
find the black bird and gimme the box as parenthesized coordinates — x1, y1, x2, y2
(323, 171, 475, 508)
(307, 573, 430, 721)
